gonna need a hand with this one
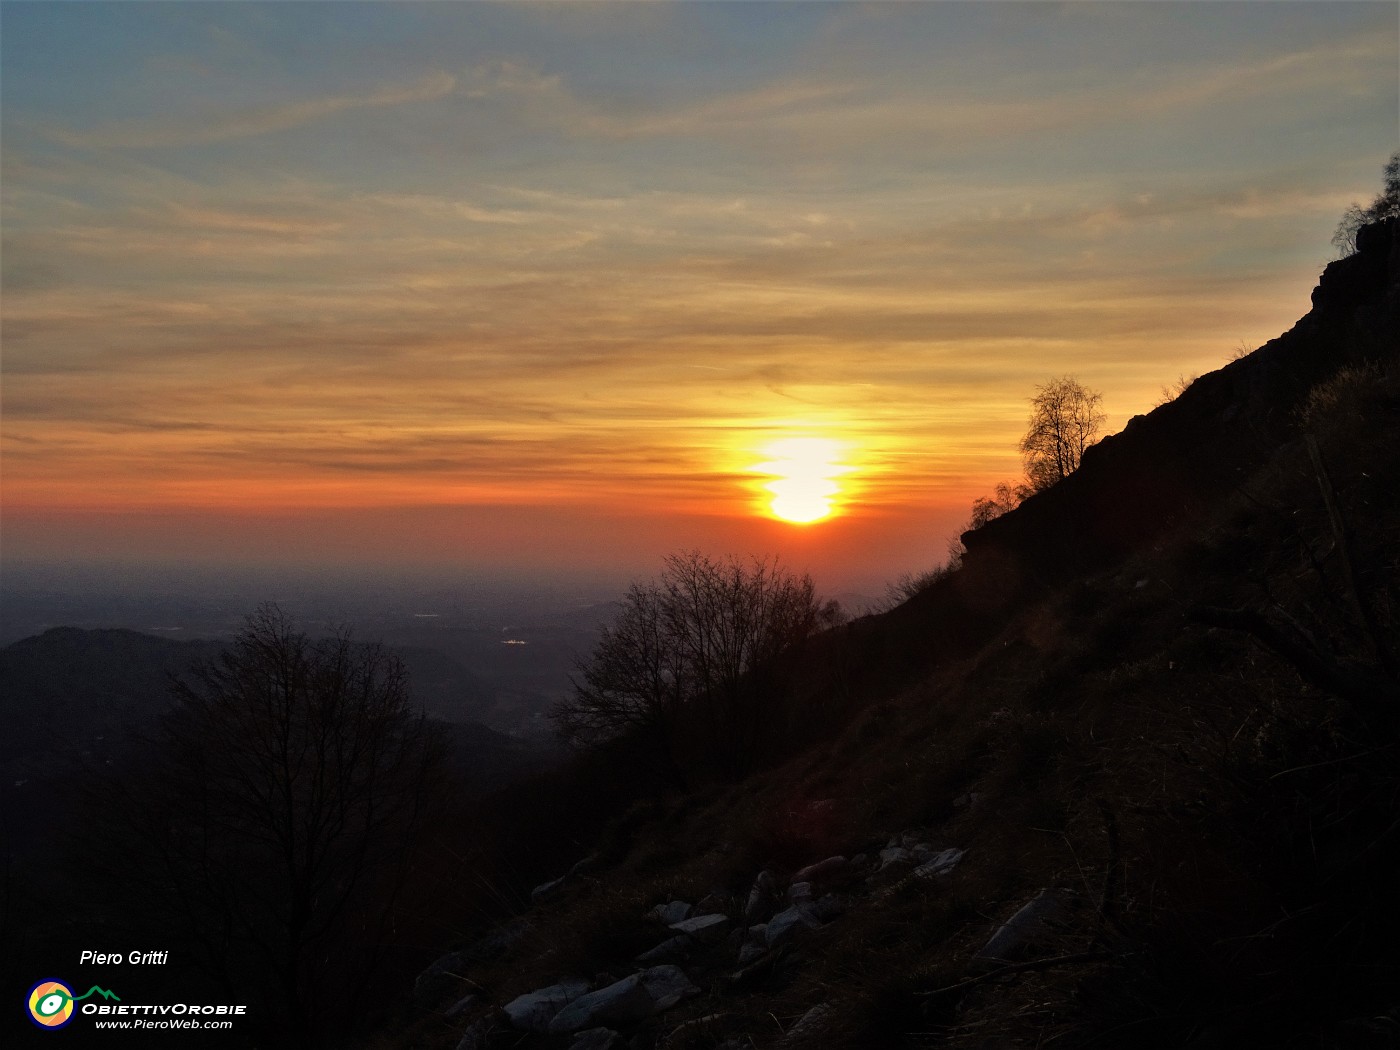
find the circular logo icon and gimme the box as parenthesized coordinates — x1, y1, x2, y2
(28, 980, 75, 1029)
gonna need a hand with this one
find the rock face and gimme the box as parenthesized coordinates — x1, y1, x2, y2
(504, 978, 591, 1032)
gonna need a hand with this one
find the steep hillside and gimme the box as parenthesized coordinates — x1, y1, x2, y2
(395, 221, 1398, 1050)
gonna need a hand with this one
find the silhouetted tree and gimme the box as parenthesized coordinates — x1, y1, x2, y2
(1332, 149, 1400, 257)
(554, 552, 840, 780)
(970, 480, 1029, 527)
(1019, 375, 1106, 492)
(86, 605, 444, 1047)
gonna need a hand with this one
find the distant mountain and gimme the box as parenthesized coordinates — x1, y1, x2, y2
(0, 626, 556, 786)
(0, 626, 222, 763)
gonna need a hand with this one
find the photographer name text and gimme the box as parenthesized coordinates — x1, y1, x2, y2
(80, 950, 170, 965)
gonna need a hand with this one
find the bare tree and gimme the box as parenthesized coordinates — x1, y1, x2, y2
(1019, 375, 1106, 492)
(970, 480, 1029, 527)
(88, 605, 444, 1047)
(1332, 149, 1400, 257)
(555, 552, 840, 779)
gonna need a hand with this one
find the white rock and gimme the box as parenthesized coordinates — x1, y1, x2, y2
(639, 963, 701, 1010)
(695, 892, 727, 913)
(779, 1003, 837, 1046)
(454, 1015, 500, 1050)
(548, 976, 653, 1033)
(443, 993, 477, 1019)
(532, 875, 568, 903)
(737, 941, 766, 966)
(570, 853, 602, 876)
(635, 935, 692, 964)
(914, 847, 965, 878)
(648, 900, 692, 924)
(792, 855, 847, 883)
(765, 904, 822, 947)
(974, 888, 1062, 964)
(878, 847, 914, 870)
(669, 913, 730, 941)
(788, 881, 813, 903)
(567, 1028, 618, 1050)
(548, 965, 698, 1033)
(504, 978, 591, 1032)
(665, 1013, 725, 1045)
(744, 870, 779, 921)
(413, 949, 463, 1001)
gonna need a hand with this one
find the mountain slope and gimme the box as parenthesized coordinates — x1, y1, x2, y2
(397, 219, 1399, 1050)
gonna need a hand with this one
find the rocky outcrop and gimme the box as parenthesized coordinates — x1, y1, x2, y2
(504, 978, 591, 1032)
(429, 826, 979, 1048)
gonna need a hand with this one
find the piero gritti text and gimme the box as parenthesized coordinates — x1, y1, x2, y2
(81, 949, 170, 965)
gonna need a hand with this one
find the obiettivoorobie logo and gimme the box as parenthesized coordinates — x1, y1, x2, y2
(27, 980, 120, 1030)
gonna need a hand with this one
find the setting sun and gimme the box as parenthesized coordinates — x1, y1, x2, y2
(754, 437, 852, 525)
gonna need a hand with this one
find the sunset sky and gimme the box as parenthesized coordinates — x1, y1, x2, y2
(3, 2, 1396, 593)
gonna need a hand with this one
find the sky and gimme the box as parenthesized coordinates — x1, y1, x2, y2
(2, 1, 1397, 595)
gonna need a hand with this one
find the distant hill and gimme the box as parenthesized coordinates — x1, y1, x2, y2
(0, 625, 557, 801)
(0, 626, 222, 763)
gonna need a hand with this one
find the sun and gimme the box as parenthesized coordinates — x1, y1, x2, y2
(754, 437, 851, 525)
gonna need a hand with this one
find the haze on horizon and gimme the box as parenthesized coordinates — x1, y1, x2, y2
(2, 2, 1396, 595)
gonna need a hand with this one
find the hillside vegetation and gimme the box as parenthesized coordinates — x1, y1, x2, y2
(393, 215, 1400, 1050)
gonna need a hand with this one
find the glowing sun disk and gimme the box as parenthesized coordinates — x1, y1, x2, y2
(753, 437, 851, 524)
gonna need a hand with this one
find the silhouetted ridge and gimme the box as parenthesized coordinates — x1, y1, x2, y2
(962, 216, 1399, 597)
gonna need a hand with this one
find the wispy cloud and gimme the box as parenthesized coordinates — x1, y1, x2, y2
(452, 30, 1392, 153)
(48, 71, 458, 149)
